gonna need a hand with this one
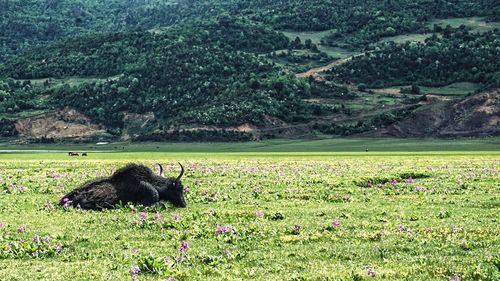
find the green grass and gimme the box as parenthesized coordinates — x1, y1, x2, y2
(429, 17, 500, 33)
(280, 29, 356, 59)
(370, 82, 482, 97)
(378, 17, 498, 45)
(16, 76, 121, 87)
(0, 138, 499, 155)
(0, 109, 51, 120)
(316, 46, 358, 59)
(281, 29, 337, 45)
(0, 149, 498, 280)
(379, 33, 435, 44)
(419, 82, 483, 96)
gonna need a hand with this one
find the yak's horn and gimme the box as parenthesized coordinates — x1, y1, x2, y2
(157, 163, 164, 176)
(176, 163, 184, 182)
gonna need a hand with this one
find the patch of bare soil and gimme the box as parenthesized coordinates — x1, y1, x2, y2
(15, 107, 108, 141)
(121, 112, 156, 140)
(296, 56, 358, 79)
(369, 88, 500, 137)
(370, 88, 401, 95)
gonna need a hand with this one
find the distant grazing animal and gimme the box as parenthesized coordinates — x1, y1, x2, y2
(59, 163, 186, 210)
(82, 153, 88, 156)
(68, 152, 79, 156)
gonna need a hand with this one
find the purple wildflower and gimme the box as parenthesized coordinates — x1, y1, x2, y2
(154, 213, 162, 222)
(174, 256, 184, 263)
(32, 235, 41, 244)
(367, 268, 376, 277)
(170, 213, 180, 222)
(16, 226, 25, 233)
(43, 202, 52, 210)
(255, 211, 265, 218)
(415, 186, 426, 192)
(54, 243, 62, 252)
(406, 177, 414, 184)
(0, 223, 3, 228)
(179, 241, 189, 252)
(367, 181, 373, 188)
(164, 256, 169, 263)
(450, 276, 461, 281)
(331, 219, 340, 228)
(31, 251, 39, 258)
(183, 186, 190, 193)
(291, 224, 301, 234)
(398, 224, 406, 231)
(62, 197, 72, 208)
(216, 225, 234, 234)
(128, 266, 140, 275)
(389, 179, 398, 185)
(139, 212, 147, 221)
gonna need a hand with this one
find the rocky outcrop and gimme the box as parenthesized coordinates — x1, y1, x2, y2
(15, 107, 110, 141)
(383, 89, 499, 137)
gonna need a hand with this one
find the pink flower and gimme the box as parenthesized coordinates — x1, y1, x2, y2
(216, 225, 235, 234)
(128, 266, 140, 275)
(183, 187, 190, 193)
(451, 276, 461, 281)
(398, 224, 406, 231)
(291, 224, 301, 234)
(62, 197, 72, 208)
(154, 213, 162, 222)
(139, 212, 147, 221)
(16, 226, 25, 233)
(255, 211, 265, 218)
(367, 268, 376, 277)
(170, 213, 180, 222)
(331, 219, 340, 228)
(179, 241, 189, 252)
(32, 235, 41, 244)
(415, 186, 426, 192)
(406, 177, 414, 184)
(43, 202, 52, 210)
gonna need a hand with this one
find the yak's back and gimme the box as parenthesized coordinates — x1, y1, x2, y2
(111, 163, 154, 184)
(61, 179, 119, 210)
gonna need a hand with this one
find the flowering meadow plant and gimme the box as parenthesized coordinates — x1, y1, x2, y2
(0, 155, 498, 280)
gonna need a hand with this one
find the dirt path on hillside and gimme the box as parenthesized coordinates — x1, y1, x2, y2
(295, 52, 365, 79)
(251, 104, 416, 134)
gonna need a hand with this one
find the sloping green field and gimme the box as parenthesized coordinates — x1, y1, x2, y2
(0, 140, 499, 280)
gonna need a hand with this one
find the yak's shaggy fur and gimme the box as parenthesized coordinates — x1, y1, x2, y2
(60, 163, 186, 210)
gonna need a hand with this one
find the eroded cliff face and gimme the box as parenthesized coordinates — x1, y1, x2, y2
(15, 107, 109, 141)
(384, 89, 499, 137)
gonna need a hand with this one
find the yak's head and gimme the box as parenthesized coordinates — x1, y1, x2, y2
(156, 163, 187, 208)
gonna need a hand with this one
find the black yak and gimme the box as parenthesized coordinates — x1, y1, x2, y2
(60, 163, 186, 210)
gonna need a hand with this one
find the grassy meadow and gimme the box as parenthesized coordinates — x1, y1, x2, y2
(0, 139, 499, 280)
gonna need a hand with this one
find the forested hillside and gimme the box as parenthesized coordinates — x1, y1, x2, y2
(330, 29, 500, 87)
(0, 0, 498, 141)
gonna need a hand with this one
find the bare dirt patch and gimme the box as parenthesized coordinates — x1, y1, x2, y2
(15, 107, 108, 140)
